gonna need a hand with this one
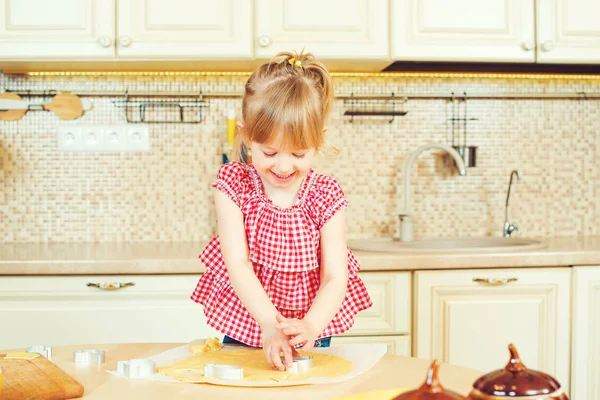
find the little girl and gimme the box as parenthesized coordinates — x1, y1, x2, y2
(191, 51, 372, 371)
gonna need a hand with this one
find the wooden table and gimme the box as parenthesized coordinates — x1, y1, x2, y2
(1, 343, 483, 399)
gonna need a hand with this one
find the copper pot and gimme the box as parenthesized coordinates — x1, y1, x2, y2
(467, 344, 568, 400)
(393, 359, 467, 400)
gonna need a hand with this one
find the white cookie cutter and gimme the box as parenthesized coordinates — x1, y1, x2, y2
(73, 349, 105, 365)
(117, 359, 156, 378)
(281, 355, 313, 373)
(26, 345, 52, 360)
(203, 364, 244, 380)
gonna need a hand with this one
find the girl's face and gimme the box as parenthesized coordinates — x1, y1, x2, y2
(249, 136, 316, 191)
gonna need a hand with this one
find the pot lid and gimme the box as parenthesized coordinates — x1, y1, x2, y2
(393, 359, 466, 400)
(471, 344, 563, 397)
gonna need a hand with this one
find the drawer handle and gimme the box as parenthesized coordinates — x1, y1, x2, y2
(87, 282, 135, 290)
(473, 277, 518, 285)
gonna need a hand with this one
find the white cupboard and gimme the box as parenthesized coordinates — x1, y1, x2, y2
(0, 0, 115, 59)
(536, 0, 600, 64)
(391, 0, 536, 62)
(571, 266, 600, 400)
(0, 275, 218, 349)
(414, 268, 571, 392)
(255, 0, 389, 60)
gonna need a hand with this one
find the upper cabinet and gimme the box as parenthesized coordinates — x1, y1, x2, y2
(536, 0, 600, 63)
(254, 0, 389, 60)
(391, 0, 600, 64)
(391, 0, 536, 62)
(0, 0, 115, 58)
(116, 0, 252, 59)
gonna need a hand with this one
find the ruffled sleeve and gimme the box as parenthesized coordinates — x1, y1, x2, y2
(212, 161, 249, 208)
(311, 175, 349, 229)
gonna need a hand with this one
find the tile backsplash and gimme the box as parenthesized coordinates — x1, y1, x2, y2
(0, 72, 598, 243)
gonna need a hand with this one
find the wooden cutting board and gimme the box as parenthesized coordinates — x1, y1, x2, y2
(0, 354, 84, 400)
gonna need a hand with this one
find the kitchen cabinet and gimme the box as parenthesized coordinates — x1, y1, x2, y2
(571, 266, 600, 400)
(342, 272, 411, 336)
(0, 0, 115, 59)
(391, 0, 600, 64)
(414, 268, 571, 393)
(0, 0, 252, 60)
(334, 335, 410, 356)
(254, 0, 389, 60)
(0, 275, 218, 349)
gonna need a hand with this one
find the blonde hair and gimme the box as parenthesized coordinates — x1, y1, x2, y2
(234, 50, 336, 161)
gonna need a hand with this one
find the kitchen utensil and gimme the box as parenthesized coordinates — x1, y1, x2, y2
(117, 358, 156, 378)
(203, 363, 244, 380)
(0, 353, 84, 400)
(280, 355, 313, 373)
(0, 91, 86, 120)
(0, 92, 27, 121)
(392, 359, 466, 399)
(26, 344, 52, 360)
(73, 349, 105, 365)
(450, 93, 478, 168)
(467, 344, 569, 399)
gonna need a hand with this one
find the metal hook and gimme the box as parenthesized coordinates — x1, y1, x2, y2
(349, 93, 355, 123)
(389, 92, 396, 123)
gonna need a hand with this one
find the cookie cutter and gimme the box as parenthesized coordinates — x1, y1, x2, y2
(117, 359, 156, 378)
(26, 345, 52, 360)
(73, 349, 105, 365)
(281, 355, 313, 373)
(203, 364, 244, 380)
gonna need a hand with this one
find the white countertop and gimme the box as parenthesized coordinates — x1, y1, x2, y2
(0, 236, 599, 275)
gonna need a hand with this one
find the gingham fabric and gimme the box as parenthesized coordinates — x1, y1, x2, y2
(191, 161, 372, 347)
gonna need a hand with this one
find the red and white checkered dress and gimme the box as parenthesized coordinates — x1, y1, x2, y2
(191, 161, 372, 347)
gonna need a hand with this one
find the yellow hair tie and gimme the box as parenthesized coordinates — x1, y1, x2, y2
(288, 57, 302, 67)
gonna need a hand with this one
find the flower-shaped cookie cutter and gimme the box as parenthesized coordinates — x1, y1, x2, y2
(203, 363, 244, 380)
(26, 345, 52, 360)
(117, 358, 156, 378)
(73, 349, 105, 365)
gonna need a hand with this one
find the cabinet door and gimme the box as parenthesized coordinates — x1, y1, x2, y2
(334, 335, 411, 356)
(391, 0, 536, 62)
(255, 0, 388, 60)
(536, 0, 600, 63)
(116, 0, 252, 58)
(571, 266, 600, 400)
(415, 268, 571, 392)
(0, 275, 218, 349)
(0, 0, 115, 59)
(341, 272, 411, 336)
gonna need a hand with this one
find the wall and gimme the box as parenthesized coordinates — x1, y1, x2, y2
(0, 71, 598, 243)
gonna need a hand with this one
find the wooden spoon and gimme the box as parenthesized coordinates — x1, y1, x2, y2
(0, 92, 27, 121)
(42, 92, 84, 120)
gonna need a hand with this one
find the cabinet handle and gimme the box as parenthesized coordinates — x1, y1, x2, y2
(97, 36, 113, 48)
(87, 282, 135, 290)
(540, 41, 554, 52)
(258, 35, 272, 48)
(118, 35, 133, 48)
(520, 41, 535, 51)
(472, 277, 518, 285)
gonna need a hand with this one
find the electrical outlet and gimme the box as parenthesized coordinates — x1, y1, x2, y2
(57, 125, 150, 152)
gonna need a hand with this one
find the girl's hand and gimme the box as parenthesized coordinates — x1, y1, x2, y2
(275, 313, 319, 352)
(261, 325, 296, 371)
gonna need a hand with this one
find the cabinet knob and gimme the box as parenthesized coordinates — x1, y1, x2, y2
(258, 35, 272, 48)
(97, 36, 113, 48)
(118, 35, 133, 48)
(87, 282, 135, 290)
(473, 277, 518, 285)
(540, 40, 555, 52)
(520, 41, 535, 51)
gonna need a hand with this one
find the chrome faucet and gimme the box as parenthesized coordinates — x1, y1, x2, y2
(398, 142, 467, 241)
(503, 170, 520, 237)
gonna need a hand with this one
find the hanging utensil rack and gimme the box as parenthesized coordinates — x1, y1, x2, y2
(111, 91, 209, 124)
(343, 93, 409, 123)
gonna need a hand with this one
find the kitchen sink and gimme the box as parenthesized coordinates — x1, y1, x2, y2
(347, 237, 546, 253)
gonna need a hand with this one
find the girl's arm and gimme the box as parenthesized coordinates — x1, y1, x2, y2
(303, 210, 349, 334)
(214, 189, 294, 369)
